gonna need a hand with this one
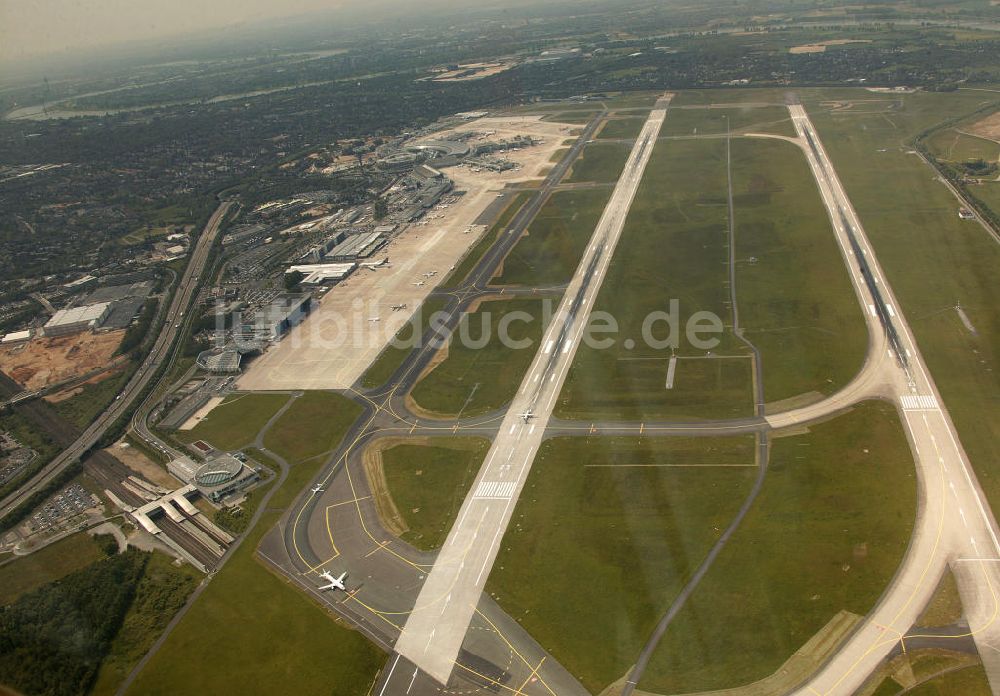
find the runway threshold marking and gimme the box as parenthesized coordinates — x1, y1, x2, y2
(900, 394, 939, 410)
(473, 480, 516, 499)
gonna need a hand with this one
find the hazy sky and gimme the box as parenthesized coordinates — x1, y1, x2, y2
(0, 0, 351, 63)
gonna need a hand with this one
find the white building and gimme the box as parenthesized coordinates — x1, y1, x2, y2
(42, 303, 111, 336)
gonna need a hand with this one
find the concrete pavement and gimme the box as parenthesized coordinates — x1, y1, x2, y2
(394, 95, 672, 685)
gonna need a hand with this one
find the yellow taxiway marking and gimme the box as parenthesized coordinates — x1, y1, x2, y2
(365, 540, 392, 559)
(516, 657, 547, 694)
(474, 608, 558, 696)
(328, 496, 371, 508)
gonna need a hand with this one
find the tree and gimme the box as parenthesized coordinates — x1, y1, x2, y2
(284, 270, 304, 291)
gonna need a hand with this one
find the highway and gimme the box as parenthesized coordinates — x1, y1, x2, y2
(393, 95, 671, 684)
(785, 104, 1000, 694)
(0, 200, 232, 519)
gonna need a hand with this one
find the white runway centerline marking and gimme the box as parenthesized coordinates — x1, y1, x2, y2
(395, 96, 672, 685)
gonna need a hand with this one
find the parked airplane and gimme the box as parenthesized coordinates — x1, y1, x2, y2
(391, 304, 407, 311)
(318, 570, 347, 591)
(423, 271, 438, 277)
(412, 281, 425, 287)
(368, 317, 380, 323)
(311, 484, 325, 494)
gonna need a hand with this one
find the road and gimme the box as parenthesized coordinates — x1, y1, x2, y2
(393, 95, 671, 684)
(785, 104, 1000, 695)
(0, 200, 231, 519)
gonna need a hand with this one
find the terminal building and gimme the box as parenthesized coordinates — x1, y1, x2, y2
(326, 231, 387, 262)
(247, 293, 312, 342)
(42, 302, 111, 336)
(286, 262, 357, 287)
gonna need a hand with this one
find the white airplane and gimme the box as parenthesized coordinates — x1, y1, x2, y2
(412, 281, 425, 287)
(423, 271, 438, 277)
(391, 304, 407, 311)
(519, 409, 534, 423)
(318, 570, 347, 591)
(311, 484, 324, 494)
(368, 316, 380, 323)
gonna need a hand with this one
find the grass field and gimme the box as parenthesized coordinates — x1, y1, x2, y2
(598, 117, 647, 140)
(0, 533, 103, 605)
(360, 297, 451, 390)
(128, 394, 383, 696)
(262, 391, 363, 465)
(485, 435, 757, 692)
(925, 127, 1000, 164)
(410, 299, 547, 417)
(558, 136, 756, 421)
(732, 137, 868, 405)
(540, 110, 601, 124)
(603, 92, 660, 108)
(872, 663, 992, 696)
(802, 88, 1000, 517)
(174, 393, 289, 451)
(381, 438, 489, 550)
(970, 180, 1000, 218)
(671, 90, 783, 107)
(662, 106, 797, 138)
(565, 141, 631, 183)
(639, 401, 916, 693)
(440, 191, 531, 290)
(495, 188, 611, 286)
(53, 364, 134, 428)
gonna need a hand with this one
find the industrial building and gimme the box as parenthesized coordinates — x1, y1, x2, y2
(327, 231, 386, 262)
(62, 275, 97, 293)
(42, 302, 111, 336)
(0, 330, 31, 344)
(101, 297, 147, 329)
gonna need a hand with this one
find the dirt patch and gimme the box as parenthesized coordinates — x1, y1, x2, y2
(45, 362, 127, 403)
(362, 437, 427, 537)
(0, 330, 125, 390)
(967, 109, 1000, 144)
(179, 396, 225, 431)
(789, 39, 871, 54)
(764, 390, 826, 416)
(105, 439, 182, 490)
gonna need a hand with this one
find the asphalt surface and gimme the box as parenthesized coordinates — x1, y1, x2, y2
(0, 200, 231, 519)
(784, 103, 1000, 695)
(394, 97, 671, 684)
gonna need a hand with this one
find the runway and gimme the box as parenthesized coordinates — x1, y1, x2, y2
(785, 103, 1000, 695)
(393, 95, 672, 684)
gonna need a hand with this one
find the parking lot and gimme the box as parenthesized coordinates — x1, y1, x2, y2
(28, 483, 99, 533)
